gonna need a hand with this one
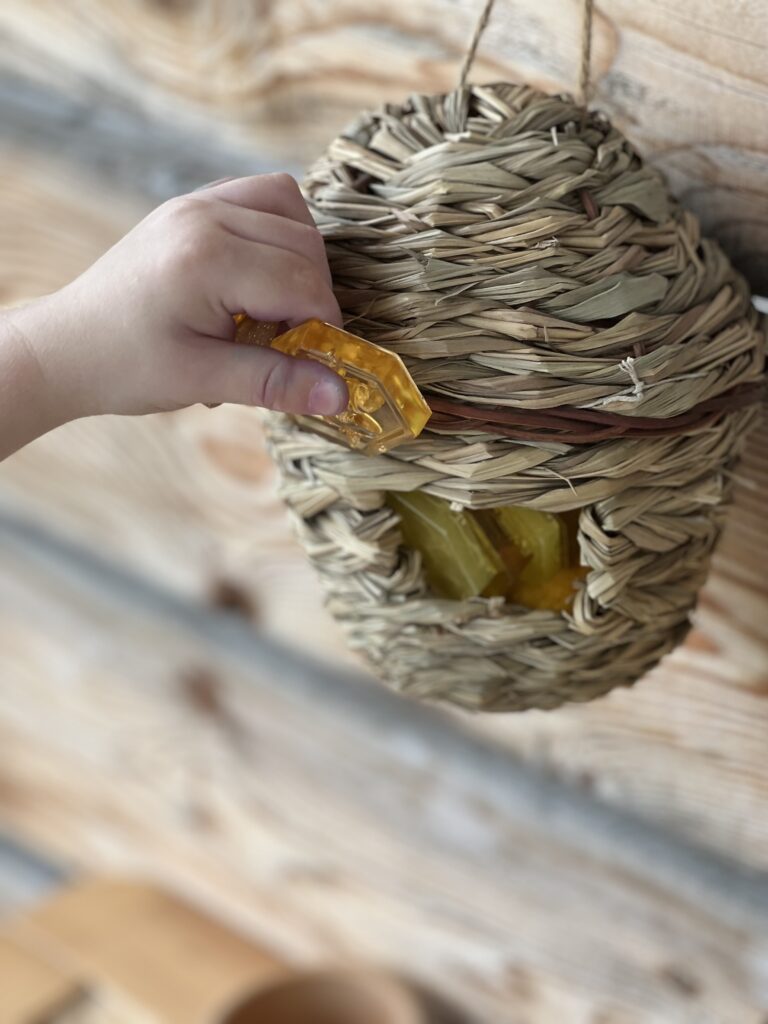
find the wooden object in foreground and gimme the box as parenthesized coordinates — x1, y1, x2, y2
(2, 934, 83, 1024)
(1, 879, 434, 1024)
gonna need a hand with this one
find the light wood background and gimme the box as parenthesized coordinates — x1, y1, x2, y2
(1, 4, 768, 1022)
(0, 0, 766, 293)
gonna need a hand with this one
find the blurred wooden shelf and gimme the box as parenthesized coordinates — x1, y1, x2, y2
(2, 878, 439, 1024)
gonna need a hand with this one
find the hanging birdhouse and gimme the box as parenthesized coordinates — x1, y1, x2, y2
(246, 79, 763, 712)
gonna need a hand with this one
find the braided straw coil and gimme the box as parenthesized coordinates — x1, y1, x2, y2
(265, 83, 765, 712)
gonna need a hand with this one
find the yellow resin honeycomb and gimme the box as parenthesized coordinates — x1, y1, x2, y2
(234, 315, 431, 455)
(388, 492, 587, 612)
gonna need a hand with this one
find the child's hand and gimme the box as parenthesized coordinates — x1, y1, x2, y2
(2, 174, 348, 450)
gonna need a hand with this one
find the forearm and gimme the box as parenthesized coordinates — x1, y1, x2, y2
(0, 301, 72, 461)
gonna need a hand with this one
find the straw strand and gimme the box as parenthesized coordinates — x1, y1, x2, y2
(580, 0, 594, 106)
(458, 0, 497, 89)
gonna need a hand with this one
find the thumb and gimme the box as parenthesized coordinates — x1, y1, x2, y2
(190, 343, 348, 415)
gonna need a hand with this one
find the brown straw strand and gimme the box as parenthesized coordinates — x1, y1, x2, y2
(425, 382, 764, 444)
(580, 0, 594, 107)
(458, 0, 498, 89)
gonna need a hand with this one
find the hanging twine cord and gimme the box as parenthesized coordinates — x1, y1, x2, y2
(579, 0, 594, 106)
(458, 0, 498, 89)
(458, 0, 594, 106)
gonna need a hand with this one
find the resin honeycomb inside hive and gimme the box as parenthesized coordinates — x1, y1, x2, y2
(387, 492, 587, 612)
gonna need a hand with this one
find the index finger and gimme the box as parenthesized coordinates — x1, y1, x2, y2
(194, 173, 316, 227)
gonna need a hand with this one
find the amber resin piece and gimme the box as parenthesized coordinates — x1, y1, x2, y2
(511, 564, 589, 614)
(389, 492, 586, 612)
(487, 505, 586, 611)
(233, 315, 431, 455)
(473, 509, 529, 582)
(233, 315, 282, 346)
(492, 507, 568, 587)
(387, 492, 508, 601)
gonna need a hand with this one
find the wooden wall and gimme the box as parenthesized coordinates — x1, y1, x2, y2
(1, 0, 766, 293)
(1, 4, 768, 1021)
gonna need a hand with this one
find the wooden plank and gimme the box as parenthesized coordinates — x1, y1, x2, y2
(32, 994, 142, 1024)
(0, 148, 146, 307)
(0, 834, 64, 919)
(0, 935, 82, 1023)
(0, 2, 766, 292)
(2, 878, 436, 1024)
(1, 516, 768, 1023)
(6, 879, 286, 1024)
(0, 406, 349, 666)
(0, 70, 283, 210)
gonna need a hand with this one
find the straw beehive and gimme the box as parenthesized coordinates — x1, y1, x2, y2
(266, 82, 764, 711)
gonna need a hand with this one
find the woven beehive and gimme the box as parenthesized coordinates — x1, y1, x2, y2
(266, 82, 764, 711)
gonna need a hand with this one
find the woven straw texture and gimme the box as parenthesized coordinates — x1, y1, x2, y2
(266, 82, 765, 712)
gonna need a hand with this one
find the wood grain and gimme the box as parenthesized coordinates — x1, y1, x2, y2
(0, 150, 146, 307)
(0, 1, 766, 291)
(1, 515, 767, 1024)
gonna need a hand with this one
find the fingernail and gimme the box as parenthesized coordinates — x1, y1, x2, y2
(308, 377, 348, 415)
